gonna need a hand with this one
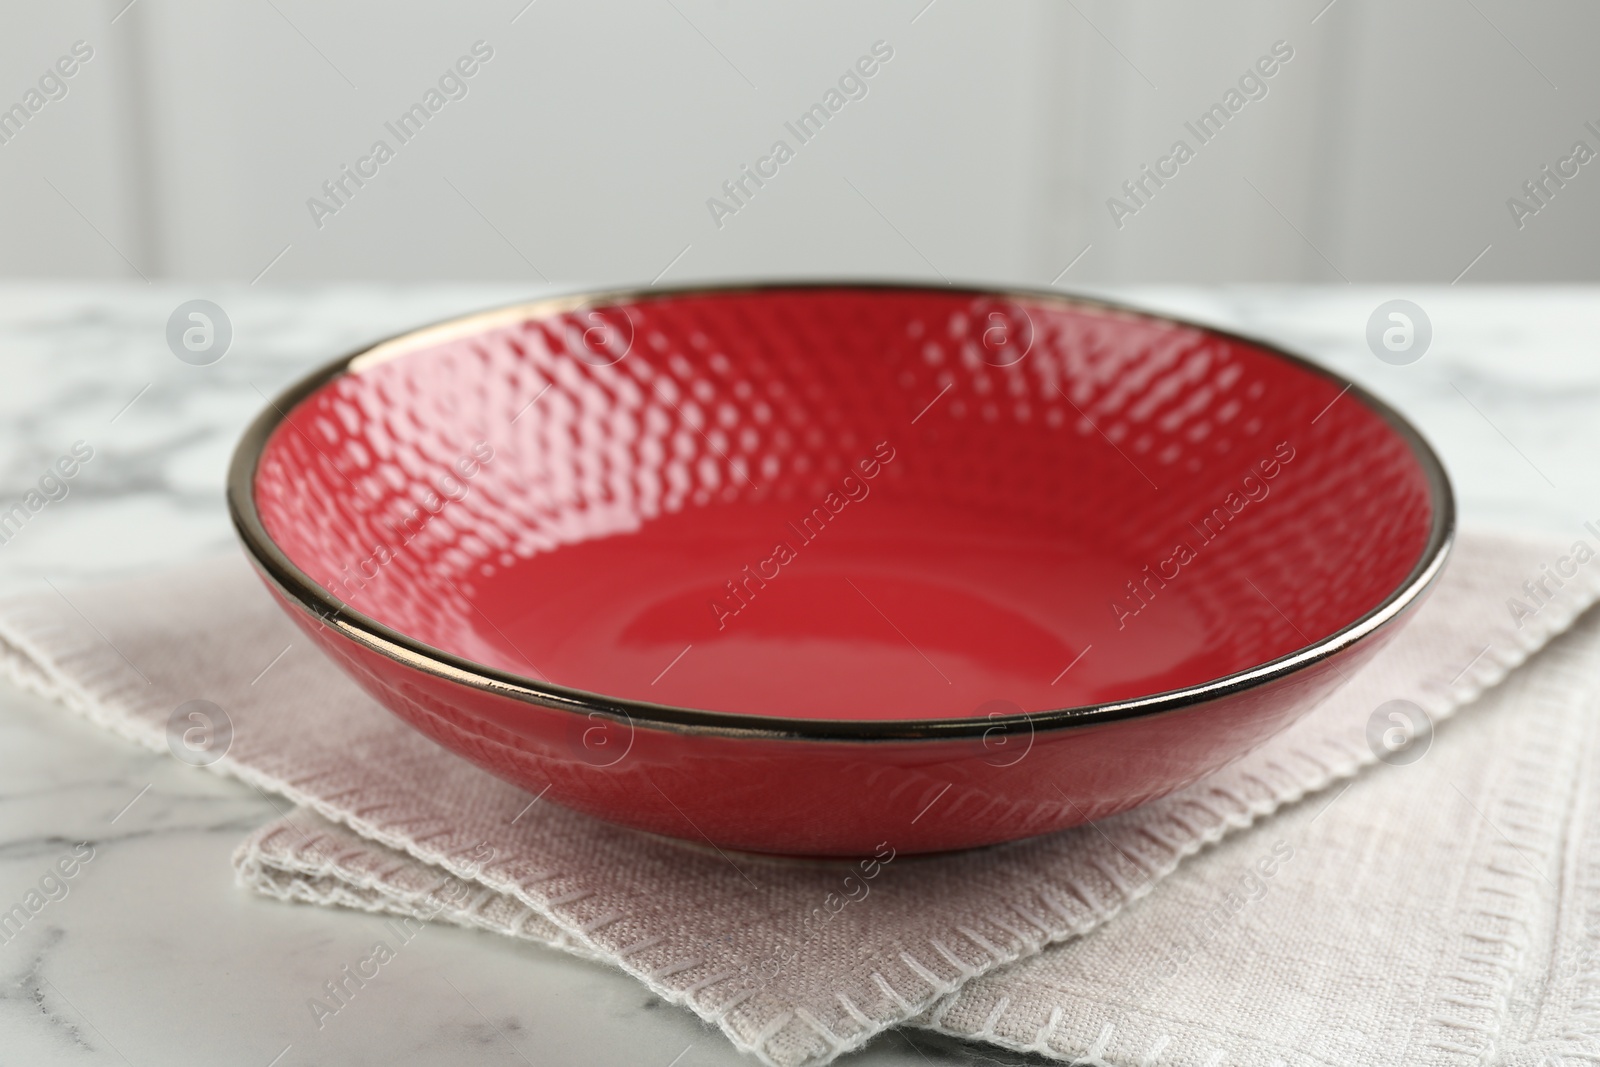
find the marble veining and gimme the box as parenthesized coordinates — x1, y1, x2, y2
(0, 283, 1595, 1065)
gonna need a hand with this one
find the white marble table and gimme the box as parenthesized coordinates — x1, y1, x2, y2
(1, 284, 1594, 1066)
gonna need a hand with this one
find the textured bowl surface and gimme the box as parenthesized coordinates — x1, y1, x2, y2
(231, 284, 1452, 855)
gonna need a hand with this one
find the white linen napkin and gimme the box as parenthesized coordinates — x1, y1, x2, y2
(0, 527, 1593, 1066)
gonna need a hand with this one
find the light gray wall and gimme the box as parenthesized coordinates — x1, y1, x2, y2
(2, 0, 1595, 284)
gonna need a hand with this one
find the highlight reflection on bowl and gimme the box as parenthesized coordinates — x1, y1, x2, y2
(229, 283, 1453, 855)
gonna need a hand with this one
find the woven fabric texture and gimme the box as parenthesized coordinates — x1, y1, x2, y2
(0, 528, 1593, 1065)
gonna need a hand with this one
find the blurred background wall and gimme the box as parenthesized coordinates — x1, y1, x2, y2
(2, 0, 1595, 285)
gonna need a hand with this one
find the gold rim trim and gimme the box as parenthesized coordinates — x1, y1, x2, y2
(227, 279, 1457, 743)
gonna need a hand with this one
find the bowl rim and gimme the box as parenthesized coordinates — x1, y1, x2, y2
(227, 280, 1456, 742)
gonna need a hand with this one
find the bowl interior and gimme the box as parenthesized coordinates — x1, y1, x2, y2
(252, 287, 1438, 722)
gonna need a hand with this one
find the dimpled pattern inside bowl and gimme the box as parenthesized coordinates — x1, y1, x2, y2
(252, 287, 1435, 721)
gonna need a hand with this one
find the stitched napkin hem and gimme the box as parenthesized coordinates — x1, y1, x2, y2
(1, 527, 1594, 1066)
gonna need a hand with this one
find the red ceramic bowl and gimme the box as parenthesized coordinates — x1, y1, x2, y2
(229, 283, 1452, 856)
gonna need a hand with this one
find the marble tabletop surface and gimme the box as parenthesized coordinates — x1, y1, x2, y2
(1, 283, 1596, 1066)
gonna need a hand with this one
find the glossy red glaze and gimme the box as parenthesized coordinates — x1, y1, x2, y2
(232, 285, 1452, 855)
